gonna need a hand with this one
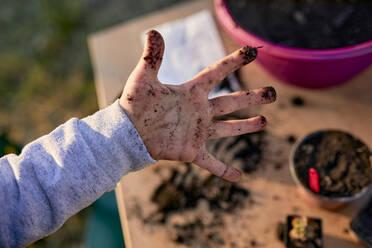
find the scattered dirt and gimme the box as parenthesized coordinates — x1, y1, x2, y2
(226, 0, 372, 49)
(145, 163, 251, 247)
(287, 135, 297, 144)
(149, 164, 249, 221)
(294, 130, 372, 197)
(291, 96, 305, 107)
(142, 130, 267, 247)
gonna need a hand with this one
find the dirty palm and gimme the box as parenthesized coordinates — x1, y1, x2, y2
(120, 30, 276, 182)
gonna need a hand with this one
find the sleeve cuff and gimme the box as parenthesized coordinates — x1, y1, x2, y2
(82, 99, 157, 178)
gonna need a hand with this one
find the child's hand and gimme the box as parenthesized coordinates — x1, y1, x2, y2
(120, 30, 276, 182)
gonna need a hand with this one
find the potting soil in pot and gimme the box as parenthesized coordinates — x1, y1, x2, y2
(294, 130, 372, 197)
(225, 0, 372, 49)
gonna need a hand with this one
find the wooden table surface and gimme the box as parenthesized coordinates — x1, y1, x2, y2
(88, 1, 372, 247)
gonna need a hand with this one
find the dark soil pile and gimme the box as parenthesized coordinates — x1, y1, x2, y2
(147, 163, 250, 247)
(226, 0, 372, 49)
(144, 132, 265, 247)
(149, 164, 249, 222)
(294, 130, 372, 197)
(291, 96, 305, 107)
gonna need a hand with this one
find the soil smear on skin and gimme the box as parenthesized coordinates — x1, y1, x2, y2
(225, 0, 372, 49)
(294, 130, 372, 197)
(144, 131, 266, 247)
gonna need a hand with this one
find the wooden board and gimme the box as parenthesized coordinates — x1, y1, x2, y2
(88, 1, 372, 247)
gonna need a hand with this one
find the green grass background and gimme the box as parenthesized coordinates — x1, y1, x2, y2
(0, 0, 188, 247)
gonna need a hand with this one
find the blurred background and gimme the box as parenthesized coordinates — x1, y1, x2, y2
(0, 0, 189, 247)
(4, 0, 370, 247)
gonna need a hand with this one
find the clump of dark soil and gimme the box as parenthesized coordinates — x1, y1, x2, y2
(146, 163, 251, 247)
(172, 218, 226, 247)
(287, 135, 297, 144)
(150, 164, 249, 221)
(291, 96, 305, 107)
(226, 0, 372, 49)
(144, 130, 266, 247)
(206, 131, 265, 173)
(294, 130, 372, 197)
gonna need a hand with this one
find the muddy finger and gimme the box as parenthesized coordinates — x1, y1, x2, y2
(208, 116, 266, 139)
(139, 29, 165, 75)
(210, 86, 276, 116)
(187, 46, 259, 91)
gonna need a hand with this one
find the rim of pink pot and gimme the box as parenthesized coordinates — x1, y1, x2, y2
(215, 0, 372, 61)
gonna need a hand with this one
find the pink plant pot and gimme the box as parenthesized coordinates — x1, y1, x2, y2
(214, 0, 372, 89)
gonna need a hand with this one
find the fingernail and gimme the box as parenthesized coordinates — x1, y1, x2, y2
(239, 46, 258, 64)
(146, 29, 158, 36)
(260, 116, 267, 126)
(261, 86, 277, 101)
(230, 168, 242, 182)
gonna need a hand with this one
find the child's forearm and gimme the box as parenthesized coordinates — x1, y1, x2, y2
(0, 29, 276, 248)
(0, 100, 155, 248)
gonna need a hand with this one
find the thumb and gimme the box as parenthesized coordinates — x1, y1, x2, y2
(138, 29, 165, 76)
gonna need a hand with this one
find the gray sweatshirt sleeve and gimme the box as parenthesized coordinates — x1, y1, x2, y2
(0, 100, 156, 248)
